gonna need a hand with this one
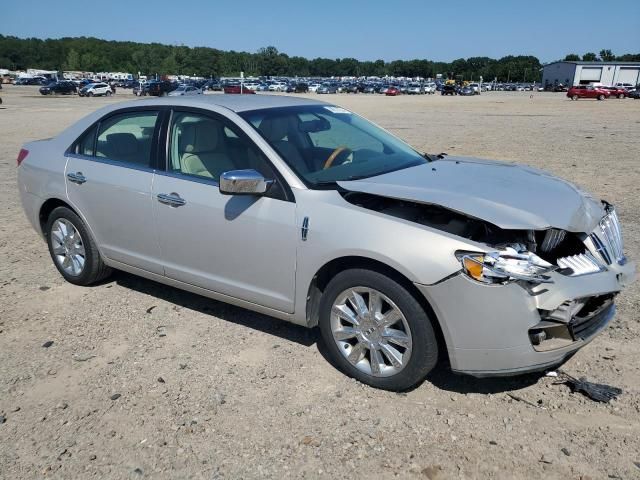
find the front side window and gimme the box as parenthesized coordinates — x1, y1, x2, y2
(168, 111, 278, 184)
(95, 111, 159, 167)
(240, 105, 426, 187)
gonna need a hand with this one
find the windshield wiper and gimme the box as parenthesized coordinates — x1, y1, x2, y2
(424, 152, 448, 161)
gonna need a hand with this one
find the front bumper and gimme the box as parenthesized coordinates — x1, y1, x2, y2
(415, 259, 635, 377)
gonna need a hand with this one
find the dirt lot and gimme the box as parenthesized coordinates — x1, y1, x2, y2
(0, 86, 639, 480)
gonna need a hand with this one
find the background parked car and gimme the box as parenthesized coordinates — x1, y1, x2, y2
(223, 84, 256, 94)
(268, 82, 288, 92)
(203, 80, 222, 91)
(600, 86, 627, 99)
(294, 82, 309, 93)
(143, 80, 176, 96)
(317, 84, 338, 94)
(468, 83, 481, 94)
(627, 89, 640, 99)
(168, 85, 203, 96)
(78, 83, 113, 97)
(406, 83, 424, 94)
(39, 81, 77, 95)
(15, 77, 48, 86)
(567, 85, 610, 100)
(459, 86, 475, 96)
(385, 86, 401, 96)
(441, 84, 457, 96)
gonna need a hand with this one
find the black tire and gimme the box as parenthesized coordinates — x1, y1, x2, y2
(45, 206, 111, 286)
(618, 94, 624, 99)
(597, 94, 605, 101)
(319, 268, 439, 391)
(88, 92, 94, 97)
(571, 95, 578, 101)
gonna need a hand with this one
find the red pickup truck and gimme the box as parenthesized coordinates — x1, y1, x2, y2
(567, 85, 611, 100)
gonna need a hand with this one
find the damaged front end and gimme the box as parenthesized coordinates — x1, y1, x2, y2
(342, 190, 635, 375)
(343, 191, 628, 286)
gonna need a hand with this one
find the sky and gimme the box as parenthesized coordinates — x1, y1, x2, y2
(1, 0, 639, 63)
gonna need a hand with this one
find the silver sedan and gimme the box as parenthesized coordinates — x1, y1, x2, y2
(168, 85, 202, 96)
(17, 95, 635, 390)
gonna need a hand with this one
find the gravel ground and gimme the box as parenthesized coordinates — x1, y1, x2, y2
(0, 86, 639, 480)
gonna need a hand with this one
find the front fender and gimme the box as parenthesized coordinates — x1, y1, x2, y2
(291, 189, 488, 325)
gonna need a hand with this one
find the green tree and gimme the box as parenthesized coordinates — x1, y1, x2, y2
(599, 49, 615, 62)
(582, 52, 598, 61)
(63, 48, 80, 70)
(563, 54, 580, 61)
(161, 52, 179, 75)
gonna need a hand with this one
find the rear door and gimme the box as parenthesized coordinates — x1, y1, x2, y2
(65, 108, 164, 274)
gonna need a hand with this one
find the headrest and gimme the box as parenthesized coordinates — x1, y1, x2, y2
(181, 120, 220, 154)
(258, 116, 292, 142)
(106, 133, 138, 157)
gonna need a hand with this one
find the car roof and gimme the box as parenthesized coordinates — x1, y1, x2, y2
(54, 94, 333, 149)
(108, 94, 329, 113)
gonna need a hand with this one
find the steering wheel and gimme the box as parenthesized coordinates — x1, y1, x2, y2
(323, 146, 353, 170)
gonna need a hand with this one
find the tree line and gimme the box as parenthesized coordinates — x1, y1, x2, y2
(563, 50, 640, 62)
(1, 35, 638, 81)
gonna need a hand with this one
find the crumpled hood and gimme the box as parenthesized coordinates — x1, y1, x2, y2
(338, 156, 606, 232)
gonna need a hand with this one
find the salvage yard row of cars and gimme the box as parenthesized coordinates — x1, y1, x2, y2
(16, 94, 635, 390)
(12, 75, 640, 100)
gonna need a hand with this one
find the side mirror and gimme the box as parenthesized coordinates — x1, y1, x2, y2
(219, 169, 273, 195)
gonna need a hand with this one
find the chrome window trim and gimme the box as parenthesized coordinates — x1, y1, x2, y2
(66, 152, 157, 175)
(155, 169, 221, 187)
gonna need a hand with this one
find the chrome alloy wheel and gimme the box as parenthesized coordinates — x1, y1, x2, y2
(330, 287, 413, 377)
(50, 219, 86, 276)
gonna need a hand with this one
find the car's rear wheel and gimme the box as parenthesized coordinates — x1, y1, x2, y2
(597, 94, 605, 100)
(618, 94, 625, 99)
(88, 92, 94, 97)
(45, 207, 111, 286)
(319, 269, 439, 391)
(571, 95, 578, 100)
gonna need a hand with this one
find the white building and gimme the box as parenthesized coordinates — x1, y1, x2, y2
(542, 61, 640, 88)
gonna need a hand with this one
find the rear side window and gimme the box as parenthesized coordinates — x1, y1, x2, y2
(95, 111, 159, 167)
(76, 125, 97, 156)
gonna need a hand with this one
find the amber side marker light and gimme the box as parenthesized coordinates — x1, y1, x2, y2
(462, 255, 484, 281)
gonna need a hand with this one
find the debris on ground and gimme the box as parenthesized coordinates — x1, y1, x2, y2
(556, 370, 622, 403)
(506, 393, 546, 409)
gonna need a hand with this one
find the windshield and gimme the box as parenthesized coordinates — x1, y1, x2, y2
(240, 105, 426, 187)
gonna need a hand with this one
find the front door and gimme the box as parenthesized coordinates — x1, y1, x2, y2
(65, 109, 163, 274)
(153, 110, 298, 313)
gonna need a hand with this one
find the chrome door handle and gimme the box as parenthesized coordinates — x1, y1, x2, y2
(157, 193, 186, 207)
(67, 172, 86, 184)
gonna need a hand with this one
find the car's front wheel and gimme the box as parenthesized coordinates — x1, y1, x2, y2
(319, 269, 439, 391)
(571, 95, 578, 100)
(45, 207, 111, 286)
(597, 94, 605, 100)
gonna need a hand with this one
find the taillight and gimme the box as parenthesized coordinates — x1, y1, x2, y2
(17, 148, 29, 166)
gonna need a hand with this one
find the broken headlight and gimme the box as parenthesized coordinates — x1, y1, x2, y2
(457, 244, 556, 284)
